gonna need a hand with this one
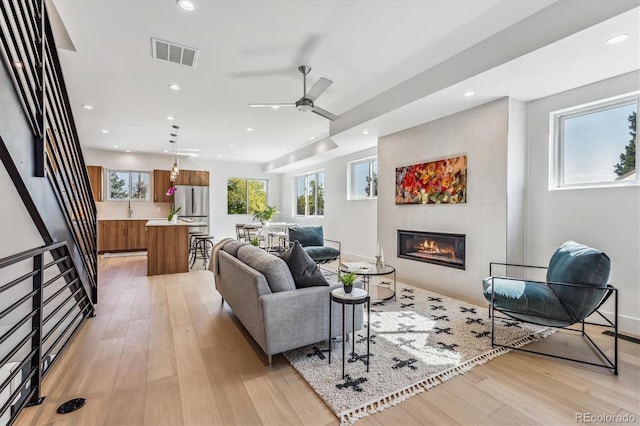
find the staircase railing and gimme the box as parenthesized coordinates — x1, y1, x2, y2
(0, 241, 94, 426)
(0, 1, 98, 299)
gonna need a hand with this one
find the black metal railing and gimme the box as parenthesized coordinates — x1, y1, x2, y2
(0, 1, 98, 299)
(0, 242, 94, 426)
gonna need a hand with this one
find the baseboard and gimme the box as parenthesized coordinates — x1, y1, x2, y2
(599, 310, 640, 336)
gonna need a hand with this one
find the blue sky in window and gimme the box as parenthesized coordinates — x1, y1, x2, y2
(564, 102, 636, 184)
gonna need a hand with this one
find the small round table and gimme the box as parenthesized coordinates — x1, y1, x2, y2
(329, 287, 370, 379)
(339, 263, 397, 302)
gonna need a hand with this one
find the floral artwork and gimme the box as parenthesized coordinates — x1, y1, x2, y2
(395, 155, 467, 205)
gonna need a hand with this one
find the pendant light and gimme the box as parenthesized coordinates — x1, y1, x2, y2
(169, 125, 180, 182)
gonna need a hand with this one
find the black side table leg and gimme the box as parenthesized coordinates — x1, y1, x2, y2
(352, 304, 355, 356)
(342, 302, 346, 379)
(367, 297, 370, 372)
(328, 293, 332, 364)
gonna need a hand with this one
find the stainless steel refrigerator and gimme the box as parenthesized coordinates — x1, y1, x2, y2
(174, 185, 210, 234)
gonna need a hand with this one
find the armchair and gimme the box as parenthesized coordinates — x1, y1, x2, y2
(287, 226, 340, 273)
(483, 240, 618, 374)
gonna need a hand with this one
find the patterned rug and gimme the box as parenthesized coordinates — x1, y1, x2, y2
(284, 282, 551, 425)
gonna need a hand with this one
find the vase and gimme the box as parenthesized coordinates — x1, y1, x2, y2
(170, 214, 178, 223)
(343, 285, 353, 294)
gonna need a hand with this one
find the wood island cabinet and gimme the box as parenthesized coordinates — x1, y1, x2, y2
(86, 165, 103, 202)
(153, 169, 173, 202)
(98, 220, 147, 252)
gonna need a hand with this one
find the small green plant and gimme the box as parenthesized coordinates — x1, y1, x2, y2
(253, 205, 278, 223)
(250, 238, 260, 247)
(339, 272, 356, 287)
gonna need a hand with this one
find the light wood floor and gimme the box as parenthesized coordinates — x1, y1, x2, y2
(16, 256, 640, 426)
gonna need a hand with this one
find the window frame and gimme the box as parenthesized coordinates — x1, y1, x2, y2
(294, 170, 325, 217)
(106, 169, 151, 201)
(226, 177, 269, 215)
(550, 92, 639, 190)
(348, 156, 378, 200)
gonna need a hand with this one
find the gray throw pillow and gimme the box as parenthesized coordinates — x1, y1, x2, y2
(280, 241, 329, 289)
(237, 245, 296, 293)
(222, 240, 246, 257)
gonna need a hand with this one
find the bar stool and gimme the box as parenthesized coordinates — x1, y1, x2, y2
(188, 232, 207, 266)
(191, 235, 215, 268)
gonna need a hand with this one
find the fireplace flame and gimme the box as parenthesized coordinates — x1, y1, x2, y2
(418, 239, 456, 260)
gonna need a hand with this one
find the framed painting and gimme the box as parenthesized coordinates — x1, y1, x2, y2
(395, 155, 467, 205)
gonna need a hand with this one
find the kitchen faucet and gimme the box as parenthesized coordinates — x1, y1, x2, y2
(128, 199, 133, 217)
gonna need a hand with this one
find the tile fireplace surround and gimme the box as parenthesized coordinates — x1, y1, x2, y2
(397, 230, 466, 270)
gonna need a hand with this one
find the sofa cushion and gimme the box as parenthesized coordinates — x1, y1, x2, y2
(280, 241, 329, 289)
(237, 245, 296, 293)
(288, 226, 324, 247)
(546, 240, 610, 320)
(222, 240, 247, 257)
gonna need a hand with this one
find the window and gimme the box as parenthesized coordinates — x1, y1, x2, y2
(227, 178, 268, 214)
(551, 93, 638, 189)
(349, 157, 378, 199)
(295, 171, 324, 216)
(107, 170, 150, 201)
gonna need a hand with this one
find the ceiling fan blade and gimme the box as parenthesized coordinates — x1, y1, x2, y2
(249, 103, 296, 108)
(312, 106, 340, 121)
(305, 77, 332, 102)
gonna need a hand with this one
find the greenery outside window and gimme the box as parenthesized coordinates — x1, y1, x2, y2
(349, 157, 378, 199)
(107, 170, 150, 201)
(551, 93, 638, 189)
(296, 171, 324, 216)
(227, 178, 268, 214)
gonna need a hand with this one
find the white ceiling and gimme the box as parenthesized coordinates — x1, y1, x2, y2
(50, 0, 639, 172)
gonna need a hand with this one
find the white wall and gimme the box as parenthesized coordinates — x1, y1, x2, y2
(279, 147, 378, 260)
(526, 71, 640, 334)
(83, 149, 280, 240)
(378, 98, 517, 305)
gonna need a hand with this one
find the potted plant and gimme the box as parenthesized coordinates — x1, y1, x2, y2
(339, 272, 356, 293)
(253, 205, 278, 225)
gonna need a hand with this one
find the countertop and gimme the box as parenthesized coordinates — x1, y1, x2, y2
(99, 217, 165, 221)
(146, 219, 207, 227)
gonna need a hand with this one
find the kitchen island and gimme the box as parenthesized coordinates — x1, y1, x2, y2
(145, 219, 206, 276)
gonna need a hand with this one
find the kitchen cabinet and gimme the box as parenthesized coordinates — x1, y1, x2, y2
(98, 220, 147, 252)
(153, 169, 173, 202)
(175, 169, 209, 186)
(86, 165, 103, 202)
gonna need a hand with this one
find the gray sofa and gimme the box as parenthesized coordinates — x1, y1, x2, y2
(212, 239, 363, 365)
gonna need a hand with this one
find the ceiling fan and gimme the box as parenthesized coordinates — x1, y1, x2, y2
(249, 65, 340, 121)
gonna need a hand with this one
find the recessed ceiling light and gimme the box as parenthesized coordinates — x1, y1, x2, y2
(217, 154, 221, 158)
(167, 116, 175, 121)
(228, 144, 233, 147)
(309, 136, 315, 140)
(163, 150, 169, 153)
(82, 104, 94, 110)
(125, 150, 131, 153)
(362, 130, 370, 135)
(464, 91, 475, 97)
(101, 129, 109, 134)
(246, 127, 253, 132)
(177, 0, 194, 11)
(271, 106, 280, 109)
(14, 61, 24, 68)
(169, 84, 180, 91)
(606, 33, 629, 44)
(113, 145, 119, 148)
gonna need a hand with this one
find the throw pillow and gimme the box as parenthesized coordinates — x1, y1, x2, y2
(280, 241, 329, 289)
(288, 226, 324, 247)
(237, 245, 296, 293)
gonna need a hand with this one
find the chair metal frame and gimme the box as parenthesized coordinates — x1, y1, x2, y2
(487, 262, 618, 375)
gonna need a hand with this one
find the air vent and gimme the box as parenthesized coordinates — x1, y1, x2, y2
(151, 38, 198, 67)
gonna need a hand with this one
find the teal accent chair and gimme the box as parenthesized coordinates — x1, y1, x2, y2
(287, 226, 341, 273)
(483, 241, 618, 374)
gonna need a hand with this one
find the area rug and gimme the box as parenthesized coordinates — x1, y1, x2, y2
(284, 282, 551, 425)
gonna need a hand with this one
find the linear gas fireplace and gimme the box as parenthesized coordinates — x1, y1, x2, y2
(397, 230, 466, 270)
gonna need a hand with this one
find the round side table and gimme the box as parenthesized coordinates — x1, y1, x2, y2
(329, 287, 370, 379)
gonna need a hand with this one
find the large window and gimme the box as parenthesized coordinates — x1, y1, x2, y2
(296, 171, 324, 216)
(107, 170, 150, 201)
(227, 178, 268, 214)
(551, 94, 638, 189)
(349, 157, 378, 199)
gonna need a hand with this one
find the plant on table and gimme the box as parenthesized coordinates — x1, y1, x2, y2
(339, 272, 357, 294)
(166, 186, 182, 222)
(252, 205, 278, 225)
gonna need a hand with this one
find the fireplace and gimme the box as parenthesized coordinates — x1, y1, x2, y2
(397, 230, 466, 270)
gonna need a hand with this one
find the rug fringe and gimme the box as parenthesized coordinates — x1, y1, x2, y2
(338, 329, 553, 425)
